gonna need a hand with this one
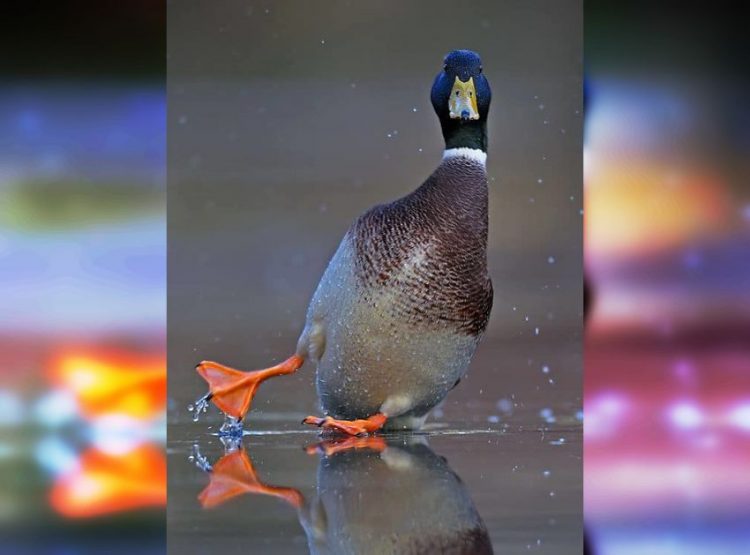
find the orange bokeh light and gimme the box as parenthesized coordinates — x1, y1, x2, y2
(50, 445, 166, 518)
(585, 161, 730, 257)
(51, 349, 166, 419)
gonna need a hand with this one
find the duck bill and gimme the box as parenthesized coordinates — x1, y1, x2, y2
(448, 76, 480, 121)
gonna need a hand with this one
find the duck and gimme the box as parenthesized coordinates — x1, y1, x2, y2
(194, 49, 493, 435)
(194, 436, 494, 554)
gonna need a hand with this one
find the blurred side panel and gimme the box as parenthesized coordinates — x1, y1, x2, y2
(0, 2, 166, 552)
(585, 3, 750, 555)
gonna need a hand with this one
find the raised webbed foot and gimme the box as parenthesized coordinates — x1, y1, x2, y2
(194, 355, 304, 420)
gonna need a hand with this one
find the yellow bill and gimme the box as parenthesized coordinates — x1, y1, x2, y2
(449, 76, 479, 120)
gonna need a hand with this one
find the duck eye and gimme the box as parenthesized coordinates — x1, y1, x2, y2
(444, 64, 448, 71)
(455, 91, 460, 96)
(469, 91, 473, 97)
(479, 66, 483, 73)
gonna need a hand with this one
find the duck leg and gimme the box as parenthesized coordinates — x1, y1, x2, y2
(302, 413, 387, 436)
(195, 355, 304, 420)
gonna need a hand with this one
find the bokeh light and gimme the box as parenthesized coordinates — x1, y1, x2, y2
(584, 6, 750, 553)
(0, 3, 165, 551)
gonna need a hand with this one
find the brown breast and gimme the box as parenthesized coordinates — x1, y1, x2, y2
(352, 157, 493, 336)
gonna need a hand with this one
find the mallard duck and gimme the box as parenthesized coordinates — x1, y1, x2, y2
(194, 49, 493, 434)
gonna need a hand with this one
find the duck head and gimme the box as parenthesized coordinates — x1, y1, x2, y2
(431, 49, 491, 152)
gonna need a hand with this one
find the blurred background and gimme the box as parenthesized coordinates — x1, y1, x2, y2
(0, 3, 165, 552)
(584, 4, 750, 554)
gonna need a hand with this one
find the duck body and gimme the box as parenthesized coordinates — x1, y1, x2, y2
(297, 149, 492, 429)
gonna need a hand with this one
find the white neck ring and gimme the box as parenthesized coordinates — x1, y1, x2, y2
(442, 147, 487, 166)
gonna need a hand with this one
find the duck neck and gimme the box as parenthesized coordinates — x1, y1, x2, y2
(440, 117, 488, 152)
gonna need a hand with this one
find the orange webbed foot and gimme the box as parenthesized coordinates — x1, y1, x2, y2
(302, 413, 387, 436)
(194, 355, 304, 420)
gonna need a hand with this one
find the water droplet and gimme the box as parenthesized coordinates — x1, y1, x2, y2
(190, 393, 211, 422)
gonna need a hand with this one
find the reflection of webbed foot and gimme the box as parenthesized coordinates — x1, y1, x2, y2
(302, 413, 386, 436)
(305, 435, 387, 457)
(197, 445, 303, 509)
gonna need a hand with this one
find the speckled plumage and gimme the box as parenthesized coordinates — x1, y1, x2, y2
(353, 155, 493, 336)
(296, 152, 493, 428)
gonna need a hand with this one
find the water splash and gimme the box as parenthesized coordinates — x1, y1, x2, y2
(219, 414, 244, 437)
(219, 434, 242, 452)
(188, 392, 211, 422)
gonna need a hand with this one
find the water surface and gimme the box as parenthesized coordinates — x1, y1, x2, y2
(168, 402, 581, 554)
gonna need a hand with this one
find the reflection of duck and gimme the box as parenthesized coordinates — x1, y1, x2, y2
(194, 437, 493, 554)
(194, 49, 494, 435)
